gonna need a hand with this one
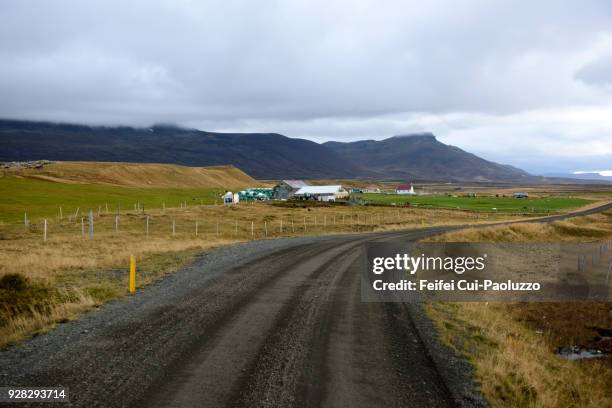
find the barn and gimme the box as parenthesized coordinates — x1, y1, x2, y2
(273, 180, 309, 199)
(293, 185, 349, 202)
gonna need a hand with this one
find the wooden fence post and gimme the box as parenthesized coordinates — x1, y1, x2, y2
(43, 219, 47, 241)
(81, 217, 85, 237)
(251, 221, 254, 237)
(195, 221, 198, 236)
(265, 221, 268, 237)
(172, 219, 176, 236)
(115, 215, 119, 233)
(89, 210, 94, 239)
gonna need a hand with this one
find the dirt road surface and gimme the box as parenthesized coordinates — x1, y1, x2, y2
(1, 203, 610, 407)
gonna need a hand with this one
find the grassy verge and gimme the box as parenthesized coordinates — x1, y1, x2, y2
(0, 247, 212, 346)
(424, 212, 612, 407)
(427, 302, 611, 407)
(354, 192, 593, 213)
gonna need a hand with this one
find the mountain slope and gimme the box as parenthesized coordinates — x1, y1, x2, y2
(324, 133, 530, 182)
(5, 161, 258, 188)
(0, 119, 530, 181)
(0, 120, 365, 179)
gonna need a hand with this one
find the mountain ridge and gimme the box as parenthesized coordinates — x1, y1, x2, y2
(1, 118, 530, 182)
(323, 134, 529, 182)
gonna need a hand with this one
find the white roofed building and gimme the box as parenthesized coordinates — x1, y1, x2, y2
(293, 185, 349, 202)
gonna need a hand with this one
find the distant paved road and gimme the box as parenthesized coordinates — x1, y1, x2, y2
(1, 203, 610, 407)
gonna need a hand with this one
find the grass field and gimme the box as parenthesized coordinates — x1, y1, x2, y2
(354, 192, 593, 213)
(0, 176, 228, 223)
(424, 212, 612, 408)
(0, 161, 261, 223)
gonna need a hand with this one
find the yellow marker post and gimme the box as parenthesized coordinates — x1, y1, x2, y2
(129, 255, 136, 293)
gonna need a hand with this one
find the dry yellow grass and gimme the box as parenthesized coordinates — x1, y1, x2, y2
(427, 211, 612, 243)
(424, 211, 612, 408)
(1, 203, 513, 279)
(0, 288, 96, 347)
(4, 161, 259, 188)
(0, 202, 517, 347)
(427, 302, 611, 408)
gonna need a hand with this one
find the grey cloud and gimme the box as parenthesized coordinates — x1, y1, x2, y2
(576, 50, 612, 87)
(0, 0, 611, 173)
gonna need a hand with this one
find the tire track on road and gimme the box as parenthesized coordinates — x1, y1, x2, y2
(140, 238, 371, 408)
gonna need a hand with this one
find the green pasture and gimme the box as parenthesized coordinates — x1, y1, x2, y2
(0, 176, 226, 223)
(353, 193, 592, 213)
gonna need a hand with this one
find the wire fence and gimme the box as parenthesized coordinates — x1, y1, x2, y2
(2, 203, 496, 243)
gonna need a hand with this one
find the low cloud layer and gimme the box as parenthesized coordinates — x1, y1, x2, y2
(1, 0, 611, 174)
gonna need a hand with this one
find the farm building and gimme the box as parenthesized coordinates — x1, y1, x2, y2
(396, 183, 416, 195)
(223, 191, 234, 205)
(513, 192, 529, 198)
(238, 188, 273, 201)
(293, 185, 349, 202)
(364, 185, 381, 193)
(273, 180, 309, 199)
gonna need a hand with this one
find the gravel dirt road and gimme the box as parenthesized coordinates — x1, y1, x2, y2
(1, 203, 610, 408)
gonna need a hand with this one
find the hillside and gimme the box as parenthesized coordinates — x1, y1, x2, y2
(0, 119, 533, 181)
(2, 162, 258, 189)
(0, 120, 365, 180)
(323, 133, 530, 182)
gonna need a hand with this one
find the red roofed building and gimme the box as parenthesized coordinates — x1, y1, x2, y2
(396, 183, 415, 195)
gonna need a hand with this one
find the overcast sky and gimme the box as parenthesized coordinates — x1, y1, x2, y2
(1, 0, 611, 174)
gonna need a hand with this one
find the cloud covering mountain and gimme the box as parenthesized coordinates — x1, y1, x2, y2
(0, 0, 611, 174)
